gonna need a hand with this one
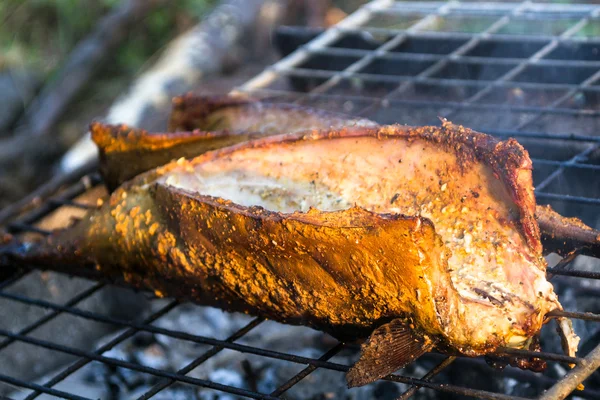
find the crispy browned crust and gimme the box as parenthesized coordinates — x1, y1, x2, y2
(536, 204, 600, 257)
(129, 123, 549, 352)
(18, 183, 451, 341)
(10, 123, 552, 358)
(97, 95, 374, 191)
(430, 120, 541, 255)
(101, 95, 596, 260)
(139, 122, 542, 257)
(162, 97, 591, 258)
(91, 122, 267, 191)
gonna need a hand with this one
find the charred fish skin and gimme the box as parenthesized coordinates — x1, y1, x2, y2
(6, 123, 578, 386)
(17, 182, 452, 341)
(91, 122, 268, 192)
(130, 122, 570, 356)
(99, 94, 600, 257)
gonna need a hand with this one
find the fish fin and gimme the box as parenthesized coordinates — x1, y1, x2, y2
(346, 319, 433, 388)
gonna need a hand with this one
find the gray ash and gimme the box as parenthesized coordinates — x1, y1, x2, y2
(8, 278, 599, 400)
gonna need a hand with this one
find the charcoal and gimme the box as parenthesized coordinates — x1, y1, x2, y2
(373, 381, 400, 400)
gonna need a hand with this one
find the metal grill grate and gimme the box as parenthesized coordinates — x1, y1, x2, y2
(1, 1, 600, 399)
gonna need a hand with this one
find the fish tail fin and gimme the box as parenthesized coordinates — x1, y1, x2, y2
(346, 319, 434, 387)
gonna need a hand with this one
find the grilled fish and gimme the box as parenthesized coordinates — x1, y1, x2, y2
(94, 95, 375, 191)
(5, 122, 579, 387)
(94, 94, 600, 257)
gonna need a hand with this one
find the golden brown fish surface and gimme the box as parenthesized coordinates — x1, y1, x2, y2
(97, 94, 600, 257)
(92, 123, 268, 192)
(7, 122, 579, 386)
(94, 95, 375, 191)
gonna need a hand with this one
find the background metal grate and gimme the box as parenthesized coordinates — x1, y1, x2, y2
(1, 1, 600, 399)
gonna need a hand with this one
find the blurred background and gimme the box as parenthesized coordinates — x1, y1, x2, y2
(0, 0, 366, 208)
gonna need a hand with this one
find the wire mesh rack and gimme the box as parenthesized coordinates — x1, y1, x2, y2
(1, 1, 600, 399)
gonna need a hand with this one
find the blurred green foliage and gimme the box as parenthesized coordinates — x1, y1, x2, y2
(0, 0, 216, 74)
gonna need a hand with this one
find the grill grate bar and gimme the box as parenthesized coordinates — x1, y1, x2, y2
(547, 268, 600, 280)
(385, 374, 529, 400)
(535, 192, 600, 206)
(275, 25, 600, 50)
(536, 143, 599, 192)
(496, 348, 583, 365)
(22, 300, 180, 400)
(548, 250, 580, 274)
(485, 129, 600, 143)
(355, 1, 530, 118)
(549, 310, 600, 323)
(307, 46, 600, 69)
(136, 317, 265, 400)
(304, 1, 459, 96)
(246, 83, 600, 118)
(396, 356, 456, 400)
(0, 279, 592, 365)
(0, 325, 541, 400)
(5, 223, 51, 236)
(531, 159, 600, 171)
(381, 1, 600, 15)
(0, 374, 91, 400)
(296, 25, 600, 45)
(4, 172, 102, 230)
(0, 328, 279, 400)
(0, 271, 26, 291)
(46, 198, 96, 210)
(0, 282, 104, 353)
(270, 342, 346, 397)
(275, 67, 600, 100)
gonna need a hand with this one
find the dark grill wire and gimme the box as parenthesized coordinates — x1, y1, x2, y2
(240, 1, 600, 395)
(0, 1, 599, 399)
(248, 4, 600, 204)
